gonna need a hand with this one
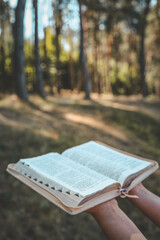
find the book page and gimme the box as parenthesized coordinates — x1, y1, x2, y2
(17, 153, 117, 197)
(62, 141, 152, 185)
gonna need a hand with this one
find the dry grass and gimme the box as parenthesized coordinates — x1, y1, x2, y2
(0, 92, 160, 240)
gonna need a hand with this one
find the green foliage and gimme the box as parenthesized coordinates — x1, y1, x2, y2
(146, 4, 160, 96)
(0, 0, 160, 96)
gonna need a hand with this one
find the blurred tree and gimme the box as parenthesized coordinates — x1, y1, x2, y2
(0, 1, 15, 92)
(146, 0, 160, 97)
(0, 0, 7, 78)
(68, 27, 74, 90)
(154, 0, 160, 97)
(83, 0, 132, 94)
(105, 15, 114, 94)
(85, 9, 102, 94)
(24, 39, 35, 92)
(44, 27, 54, 95)
(14, 0, 28, 100)
(123, 0, 151, 96)
(138, 0, 151, 97)
(93, 18, 100, 94)
(52, 0, 63, 93)
(0, 0, 159, 97)
(33, 0, 46, 99)
(104, 0, 118, 94)
(77, 0, 91, 99)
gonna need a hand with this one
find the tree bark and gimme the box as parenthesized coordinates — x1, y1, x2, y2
(44, 28, 54, 95)
(55, 24, 61, 93)
(0, 19, 5, 78)
(14, 0, 28, 100)
(139, 21, 148, 97)
(155, 0, 160, 98)
(53, 0, 62, 93)
(94, 27, 101, 94)
(106, 33, 113, 94)
(33, 0, 46, 99)
(68, 27, 74, 90)
(139, 0, 151, 97)
(77, 0, 91, 99)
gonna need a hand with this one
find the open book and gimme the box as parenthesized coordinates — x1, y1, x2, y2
(7, 141, 159, 215)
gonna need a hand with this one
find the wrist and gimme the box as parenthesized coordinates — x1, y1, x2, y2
(88, 198, 118, 216)
(129, 183, 144, 195)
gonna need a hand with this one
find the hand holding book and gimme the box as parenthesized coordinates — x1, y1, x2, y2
(87, 183, 160, 240)
(7, 141, 159, 214)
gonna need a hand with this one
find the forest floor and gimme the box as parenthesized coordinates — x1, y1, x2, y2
(0, 92, 160, 240)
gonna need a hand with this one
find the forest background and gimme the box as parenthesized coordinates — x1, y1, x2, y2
(0, 0, 160, 239)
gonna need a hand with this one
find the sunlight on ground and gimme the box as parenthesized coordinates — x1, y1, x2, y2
(0, 112, 59, 140)
(91, 94, 160, 121)
(0, 93, 160, 146)
(0, 93, 130, 143)
(64, 112, 128, 142)
(56, 91, 160, 121)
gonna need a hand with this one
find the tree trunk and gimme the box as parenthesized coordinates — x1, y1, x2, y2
(155, 0, 160, 98)
(155, 80, 160, 98)
(139, 0, 151, 97)
(55, 24, 61, 93)
(44, 28, 54, 95)
(128, 61, 135, 94)
(106, 33, 113, 94)
(68, 28, 74, 90)
(14, 0, 28, 101)
(94, 27, 101, 94)
(53, 0, 62, 94)
(77, 0, 91, 99)
(34, 0, 46, 99)
(139, 21, 148, 96)
(0, 19, 5, 78)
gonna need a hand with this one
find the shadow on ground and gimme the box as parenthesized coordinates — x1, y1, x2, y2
(0, 94, 160, 240)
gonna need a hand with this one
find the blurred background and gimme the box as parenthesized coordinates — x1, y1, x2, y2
(0, 0, 160, 239)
